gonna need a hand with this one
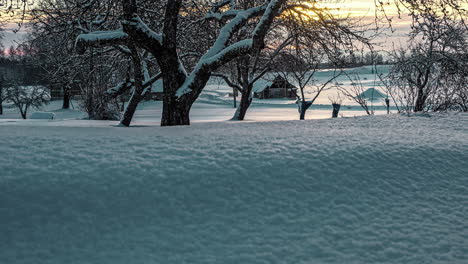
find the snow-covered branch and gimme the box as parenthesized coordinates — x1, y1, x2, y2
(204, 5, 267, 59)
(76, 30, 130, 54)
(122, 17, 163, 44)
(176, 1, 284, 98)
(176, 39, 253, 97)
(107, 80, 133, 98)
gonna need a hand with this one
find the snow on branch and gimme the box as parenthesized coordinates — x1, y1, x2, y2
(205, 39, 254, 69)
(141, 73, 163, 96)
(76, 30, 130, 54)
(251, 0, 283, 49)
(175, 1, 283, 98)
(107, 80, 133, 97)
(175, 4, 271, 97)
(123, 17, 163, 44)
(204, 5, 267, 58)
(107, 73, 162, 98)
(204, 9, 243, 21)
(176, 39, 253, 97)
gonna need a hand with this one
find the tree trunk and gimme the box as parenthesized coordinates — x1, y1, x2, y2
(332, 103, 341, 118)
(20, 108, 27, 119)
(414, 101, 424, 112)
(119, 91, 143, 127)
(232, 91, 252, 121)
(299, 108, 306, 120)
(62, 87, 70, 109)
(233, 87, 237, 108)
(414, 87, 425, 112)
(161, 100, 190, 126)
(118, 43, 148, 127)
(385, 98, 390, 114)
(298, 101, 312, 120)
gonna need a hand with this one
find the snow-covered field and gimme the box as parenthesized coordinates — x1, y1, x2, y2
(0, 65, 393, 122)
(1, 112, 467, 264)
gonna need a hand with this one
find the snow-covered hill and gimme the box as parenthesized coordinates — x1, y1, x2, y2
(1, 113, 467, 264)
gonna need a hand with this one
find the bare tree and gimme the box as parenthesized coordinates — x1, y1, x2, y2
(387, 12, 466, 112)
(329, 93, 343, 118)
(5, 84, 49, 119)
(278, 44, 341, 120)
(276, 4, 373, 120)
(27, 0, 139, 122)
(213, 0, 371, 121)
(75, 0, 289, 126)
(212, 32, 292, 120)
(339, 73, 374, 115)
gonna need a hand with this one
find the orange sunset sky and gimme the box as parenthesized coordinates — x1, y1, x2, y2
(0, 0, 411, 51)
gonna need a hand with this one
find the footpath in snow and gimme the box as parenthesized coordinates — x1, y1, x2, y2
(0, 113, 467, 264)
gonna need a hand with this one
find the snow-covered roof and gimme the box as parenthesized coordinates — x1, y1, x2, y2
(252, 79, 272, 93)
(357, 88, 387, 101)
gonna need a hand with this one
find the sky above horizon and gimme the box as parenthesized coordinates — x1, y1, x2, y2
(0, 0, 412, 52)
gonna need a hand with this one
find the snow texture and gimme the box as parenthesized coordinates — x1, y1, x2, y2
(1, 113, 467, 264)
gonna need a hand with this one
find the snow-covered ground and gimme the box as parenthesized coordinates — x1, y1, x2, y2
(1, 65, 393, 122)
(0, 98, 388, 124)
(1, 112, 467, 264)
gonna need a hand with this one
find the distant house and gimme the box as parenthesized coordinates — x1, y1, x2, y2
(253, 75, 298, 99)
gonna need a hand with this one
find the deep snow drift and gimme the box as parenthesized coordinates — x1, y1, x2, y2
(1, 113, 467, 264)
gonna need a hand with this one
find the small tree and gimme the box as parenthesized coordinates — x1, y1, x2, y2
(212, 35, 292, 121)
(387, 8, 467, 112)
(339, 73, 374, 115)
(276, 6, 369, 120)
(278, 45, 340, 120)
(5, 85, 50, 119)
(329, 93, 343, 118)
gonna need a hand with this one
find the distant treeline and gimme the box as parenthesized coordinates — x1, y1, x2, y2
(0, 59, 47, 86)
(271, 51, 390, 72)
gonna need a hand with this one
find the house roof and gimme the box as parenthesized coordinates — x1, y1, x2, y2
(252, 75, 297, 93)
(252, 79, 273, 93)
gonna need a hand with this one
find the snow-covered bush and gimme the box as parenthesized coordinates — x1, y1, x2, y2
(385, 12, 467, 113)
(80, 88, 121, 121)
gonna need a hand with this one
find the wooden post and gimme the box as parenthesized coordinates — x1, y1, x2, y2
(385, 98, 390, 114)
